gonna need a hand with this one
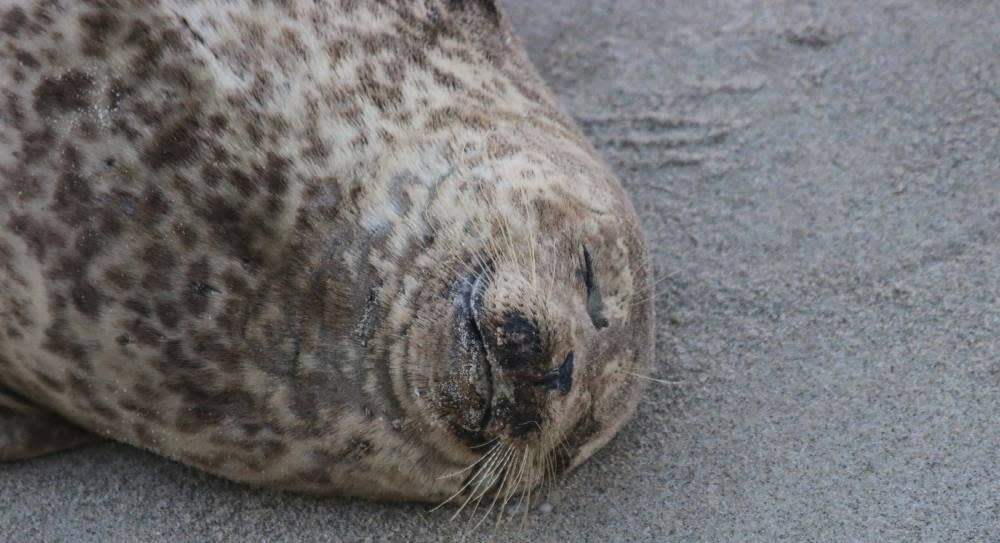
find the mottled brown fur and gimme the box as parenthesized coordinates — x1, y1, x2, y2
(0, 0, 653, 502)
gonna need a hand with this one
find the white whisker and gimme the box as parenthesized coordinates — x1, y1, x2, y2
(618, 370, 684, 385)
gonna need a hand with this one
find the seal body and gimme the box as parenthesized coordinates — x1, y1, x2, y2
(0, 0, 653, 502)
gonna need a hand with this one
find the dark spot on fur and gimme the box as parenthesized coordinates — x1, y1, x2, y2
(132, 423, 160, 446)
(71, 281, 105, 317)
(52, 174, 93, 225)
(74, 226, 105, 263)
(208, 113, 228, 132)
(228, 168, 256, 197)
(124, 20, 166, 76)
(172, 221, 199, 249)
(33, 71, 94, 114)
(7, 214, 64, 260)
(192, 332, 242, 374)
(357, 64, 403, 112)
(112, 117, 141, 141)
(13, 48, 40, 70)
(432, 67, 463, 90)
(173, 387, 256, 434)
(107, 80, 129, 110)
(123, 299, 151, 318)
(105, 266, 134, 290)
(333, 437, 374, 464)
(143, 115, 202, 169)
(43, 318, 89, 366)
(197, 195, 268, 268)
(67, 374, 91, 397)
(159, 64, 197, 92)
(156, 301, 180, 329)
(121, 400, 164, 425)
(200, 162, 223, 188)
(3, 91, 24, 129)
(177, 16, 206, 46)
(426, 106, 494, 131)
(139, 243, 176, 292)
(137, 186, 171, 224)
(125, 318, 163, 347)
(80, 10, 120, 57)
(260, 439, 289, 461)
(1, 7, 27, 36)
(89, 400, 120, 421)
(22, 126, 55, 162)
(221, 269, 249, 299)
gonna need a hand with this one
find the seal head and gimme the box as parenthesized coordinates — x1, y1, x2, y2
(395, 166, 654, 495)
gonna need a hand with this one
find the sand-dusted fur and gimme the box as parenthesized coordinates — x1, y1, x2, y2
(0, 0, 653, 503)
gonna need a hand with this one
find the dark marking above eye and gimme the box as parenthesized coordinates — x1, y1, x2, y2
(581, 245, 609, 329)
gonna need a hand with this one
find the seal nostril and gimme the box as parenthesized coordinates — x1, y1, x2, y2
(538, 352, 574, 394)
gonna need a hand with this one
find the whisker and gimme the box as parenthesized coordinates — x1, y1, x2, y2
(629, 269, 681, 307)
(519, 455, 534, 526)
(436, 440, 499, 480)
(431, 443, 502, 513)
(496, 446, 529, 527)
(461, 444, 515, 521)
(453, 443, 510, 520)
(469, 435, 500, 450)
(618, 370, 685, 385)
(473, 445, 519, 530)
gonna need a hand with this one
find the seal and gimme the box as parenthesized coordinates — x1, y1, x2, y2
(0, 0, 654, 504)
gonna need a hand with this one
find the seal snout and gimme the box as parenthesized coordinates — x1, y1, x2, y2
(469, 268, 577, 439)
(442, 265, 578, 445)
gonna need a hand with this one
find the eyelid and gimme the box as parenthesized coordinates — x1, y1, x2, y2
(581, 244, 609, 329)
(581, 244, 595, 294)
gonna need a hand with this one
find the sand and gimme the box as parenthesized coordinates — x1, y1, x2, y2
(3, 0, 999, 540)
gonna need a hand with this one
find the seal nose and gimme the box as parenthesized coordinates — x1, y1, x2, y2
(485, 311, 544, 369)
(537, 352, 574, 394)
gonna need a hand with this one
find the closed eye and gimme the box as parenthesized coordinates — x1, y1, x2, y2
(581, 245, 609, 329)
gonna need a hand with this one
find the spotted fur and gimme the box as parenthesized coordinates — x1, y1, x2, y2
(0, 0, 653, 502)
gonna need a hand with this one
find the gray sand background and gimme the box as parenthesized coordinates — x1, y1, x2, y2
(2, 0, 999, 540)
